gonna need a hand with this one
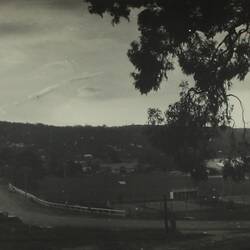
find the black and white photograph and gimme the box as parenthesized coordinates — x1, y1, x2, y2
(0, 0, 249, 249)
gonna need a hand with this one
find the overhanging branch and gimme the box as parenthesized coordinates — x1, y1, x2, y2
(227, 93, 246, 140)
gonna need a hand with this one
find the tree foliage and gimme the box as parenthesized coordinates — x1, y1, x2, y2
(86, 0, 250, 179)
(86, 0, 250, 120)
(147, 83, 219, 180)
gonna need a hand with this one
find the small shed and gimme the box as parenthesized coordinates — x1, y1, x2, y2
(170, 188, 198, 200)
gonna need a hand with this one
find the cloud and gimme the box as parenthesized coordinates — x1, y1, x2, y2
(0, 22, 40, 36)
(48, 0, 85, 9)
(0, 0, 84, 9)
(84, 86, 100, 93)
(17, 71, 103, 103)
(0, 71, 103, 118)
(77, 86, 101, 98)
(31, 0, 84, 8)
(28, 84, 59, 100)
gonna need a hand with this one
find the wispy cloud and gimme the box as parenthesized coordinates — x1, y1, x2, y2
(0, 22, 40, 36)
(23, 72, 103, 102)
(28, 84, 59, 100)
(84, 86, 100, 93)
(0, 72, 103, 115)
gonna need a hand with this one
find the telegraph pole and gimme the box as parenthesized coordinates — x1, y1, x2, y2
(163, 194, 169, 234)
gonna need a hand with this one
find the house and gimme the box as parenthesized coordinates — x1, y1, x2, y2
(101, 162, 137, 174)
(205, 158, 225, 175)
(83, 154, 93, 160)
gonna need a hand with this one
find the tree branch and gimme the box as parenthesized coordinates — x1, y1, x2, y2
(227, 93, 246, 139)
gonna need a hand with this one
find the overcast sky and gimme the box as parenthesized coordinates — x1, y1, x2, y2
(0, 0, 249, 127)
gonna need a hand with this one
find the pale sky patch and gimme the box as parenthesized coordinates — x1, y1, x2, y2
(0, 0, 248, 127)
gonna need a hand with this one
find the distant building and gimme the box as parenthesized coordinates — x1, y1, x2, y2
(83, 154, 93, 159)
(83, 154, 94, 166)
(205, 158, 225, 174)
(170, 188, 198, 200)
(101, 162, 137, 174)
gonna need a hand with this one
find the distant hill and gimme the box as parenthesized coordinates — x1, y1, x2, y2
(0, 121, 249, 171)
(0, 121, 170, 171)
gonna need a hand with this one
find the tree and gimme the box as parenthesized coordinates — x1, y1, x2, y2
(64, 160, 83, 177)
(222, 129, 250, 181)
(86, 0, 250, 171)
(14, 149, 43, 191)
(86, 1, 249, 119)
(147, 82, 217, 180)
(85, 1, 249, 233)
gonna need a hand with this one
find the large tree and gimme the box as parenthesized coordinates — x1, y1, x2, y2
(86, 0, 250, 177)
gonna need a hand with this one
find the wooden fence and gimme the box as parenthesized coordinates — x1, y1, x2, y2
(8, 183, 126, 217)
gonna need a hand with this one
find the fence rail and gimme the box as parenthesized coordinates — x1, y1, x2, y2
(8, 183, 126, 217)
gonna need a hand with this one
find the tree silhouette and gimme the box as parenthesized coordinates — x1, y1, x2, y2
(86, 1, 250, 184)
(86, 0, 250, 124)
(147, 82, 217, 180)
(14, 149, 43, 191)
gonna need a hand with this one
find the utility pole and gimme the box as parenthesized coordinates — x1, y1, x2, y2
(163, 194, 169, 234)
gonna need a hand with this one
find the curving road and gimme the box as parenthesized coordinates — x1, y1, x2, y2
(0, 182, 250, 237)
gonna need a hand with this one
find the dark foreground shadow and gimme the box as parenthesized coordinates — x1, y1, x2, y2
(0, 220, 206, 250)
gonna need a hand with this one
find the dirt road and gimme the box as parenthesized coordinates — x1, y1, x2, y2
(0, 182, 250, 236)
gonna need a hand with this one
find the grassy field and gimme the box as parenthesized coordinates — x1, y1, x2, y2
(36, 173, 195, 206)
(35, 173, 250, 207)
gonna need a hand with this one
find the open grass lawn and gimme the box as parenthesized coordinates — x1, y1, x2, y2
(124, 199, 250, 221)
(37, 173, 223, 206)
(36, 173, 195, 206)
(119, 202, 250, 221)
(35, 174, 250, 208)
(175, 204, 250, 221)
